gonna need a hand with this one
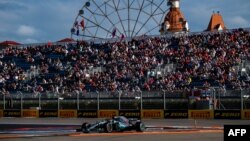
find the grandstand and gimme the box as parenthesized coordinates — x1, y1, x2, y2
(0, 29, 250, 108)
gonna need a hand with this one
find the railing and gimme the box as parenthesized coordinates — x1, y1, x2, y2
(1, 88, 249, 111)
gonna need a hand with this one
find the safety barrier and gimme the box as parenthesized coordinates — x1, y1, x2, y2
(164, 110, 188, 119)
(22, 110, 39, 118)
(188, 110, 214, 119)
(78, 110, 98, 118)
(3, 109, 22, 117)
(242, 110, 250, 120)
(0, 110, 3, 117)
(39, 110, 58, 118)
(98, 110, 118, 118)
(119, 110, 140, 118)
(214, 110, 241, 119)
(141, 110, 164, 119)
(59, 110, 77, 118)
(0, 109, 250, 119)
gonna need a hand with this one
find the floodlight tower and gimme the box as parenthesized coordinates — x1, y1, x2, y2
(160, 0, 189, 34)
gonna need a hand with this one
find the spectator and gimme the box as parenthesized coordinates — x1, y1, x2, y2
(0, 29, 249, 96)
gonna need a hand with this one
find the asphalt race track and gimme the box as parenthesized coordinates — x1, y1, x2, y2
(0, 118, 249, 141)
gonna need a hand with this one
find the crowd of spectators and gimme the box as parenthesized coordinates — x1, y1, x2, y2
(0, 29, 250, 96)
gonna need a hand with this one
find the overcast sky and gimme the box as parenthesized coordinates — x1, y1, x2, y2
(0, 0, 250, 44)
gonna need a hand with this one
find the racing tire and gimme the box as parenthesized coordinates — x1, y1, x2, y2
(81, 122, 90, 133)
(135, 122, 145, 132)
(104, 122, 113, 133)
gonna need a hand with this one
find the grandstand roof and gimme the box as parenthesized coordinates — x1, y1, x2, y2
(0, 40, 21, 47)
(206, 12, 226, 31)
(57, 38, 75, 43)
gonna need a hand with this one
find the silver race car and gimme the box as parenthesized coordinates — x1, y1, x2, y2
(77, 116, 145, 133)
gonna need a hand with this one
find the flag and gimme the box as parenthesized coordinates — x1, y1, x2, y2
(120, 34, 125, 41)
(74, 21, 78, 27)
(76, 29, 79, 36)
(48, 41, 52, 47)
(112, 28, 116, 38)
(80, 19, 85, 31)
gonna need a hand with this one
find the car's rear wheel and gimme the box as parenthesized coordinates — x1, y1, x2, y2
(81, 122, 90, 133)
(104, 122, 113, 133)
(136, 122, 145, 132)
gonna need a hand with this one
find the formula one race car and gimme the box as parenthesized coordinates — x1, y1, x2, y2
(77, 116, 145, 133)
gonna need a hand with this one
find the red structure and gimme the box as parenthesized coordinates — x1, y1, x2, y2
(57, 38, 75, 43)
(160, 0, 189, 34)
(0, 40, 21, 49)
(206, 12, 226, 31)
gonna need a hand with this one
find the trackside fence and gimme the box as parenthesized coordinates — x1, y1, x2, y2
(0, 89, 250, 119)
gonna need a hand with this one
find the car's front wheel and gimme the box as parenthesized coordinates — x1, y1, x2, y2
(135, 122, 145, 132)
(81, 122, 90, 133)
